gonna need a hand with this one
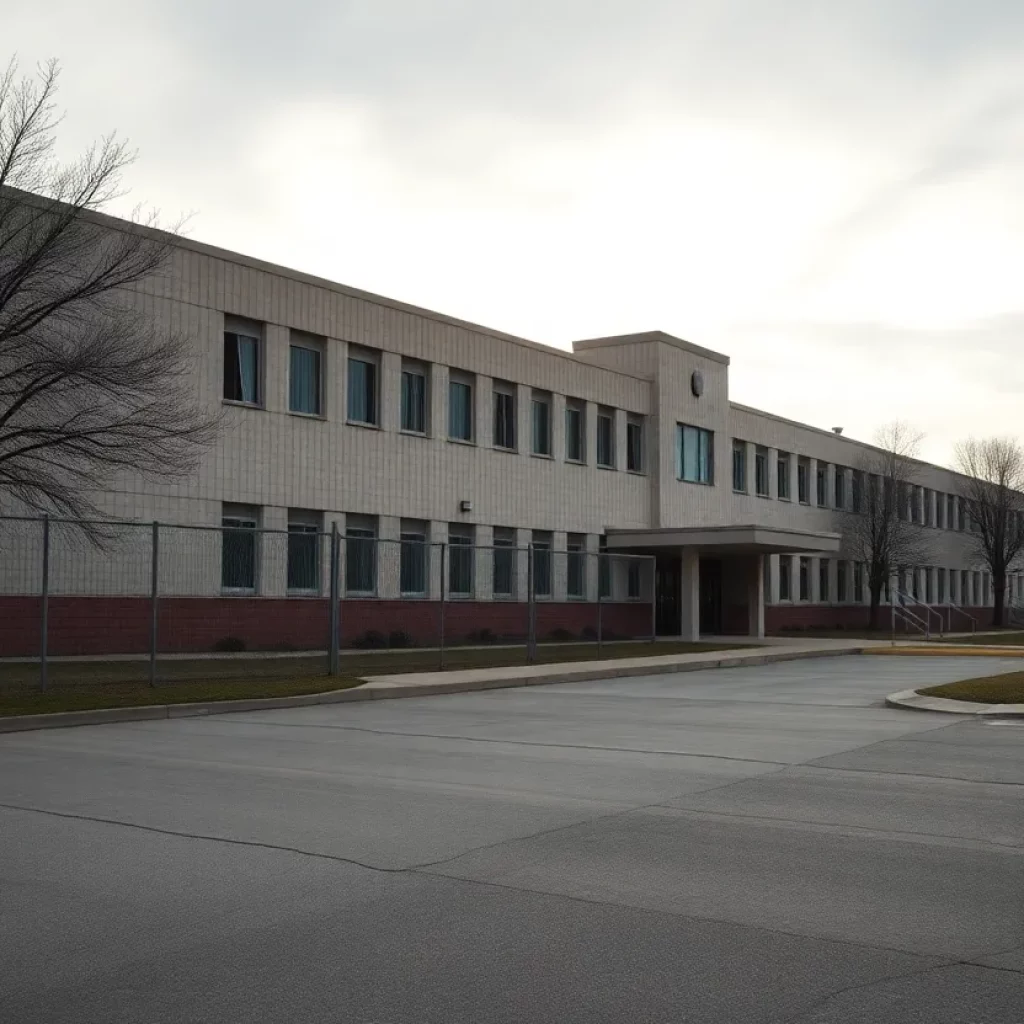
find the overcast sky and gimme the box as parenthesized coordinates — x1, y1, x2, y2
(10, 1, 1024, 464)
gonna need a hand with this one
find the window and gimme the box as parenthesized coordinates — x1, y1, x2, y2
(401, 360, 428, 434)
(345, 515, 377, 594)
(287, 510, 321, 592)
(911, 487, 922, 524)
(598, 536, 610, 598)
(288, 337, 322, 415)
(567, 534, 585, 598)
(755, 446, 769, 497)
(925, 568, 934, 604)
(596, 408, 615, 468)
(627, 561, 641, 599)
(565, 400, 585, 462)
(493, 527, 516, 598)
(531, 390, 552, 456)
(834, 468, 845, 510)
(777, 453, 791, 500)
(532, 531, 552, 597)
(223, 330, 261, 405)
(677, 424, 714, 484)
(819, 559, 830, 602)
(852, 471, 863, 513)
(961, 569, 969, 604)
(399, 520, 428, 596)
(798, 459, 810, 503)
(627, 415, 644, 473)
(837, 561, 847, 602)
(816, 463, 828, 507)
(448, 524, 474, 596)
(853, 562, 863, 603)
(898, 483, 909, 521)
(493, 381, 516, 450)
(448, 373, 473, 442)
(732, 440, 747, 492)
(799, 557, 810, 601)
(221, 504, 258, 591)
(923, 489, 932, 527)
(779, 557, 791, 601)
(347, 350, 378, 425)
(947, 494, 956, 530)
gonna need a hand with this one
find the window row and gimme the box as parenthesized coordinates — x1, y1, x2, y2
(224, 327, 646, 471)
(220, 508, 643, 600)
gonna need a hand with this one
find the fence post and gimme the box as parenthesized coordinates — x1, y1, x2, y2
(149, 521, 159, 687)
(329, 522, 340, 676)
(40, 514, 50, 691)
(438, 543, 447, 670)
(527, 545, 537, 663)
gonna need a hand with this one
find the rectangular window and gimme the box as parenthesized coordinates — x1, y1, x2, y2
(923, 489, 932, 526)
(532, 531, 552, 597)
(567, 534, 585, 598)
(627, 415, 645, 473)
(732, 440, 747, 492)
(925, 569, 934, 604)
(565, 400, 585, 462)
(947, 494, 956, 530)
(910, 486, 920, 523)
(627, 561, 641, 599)
(819, 559, 830, 602)
(287, 510, 321, 592)
(853, 562, 864, 603)
(798, 459, 810, 503)
(755, 446, 769, 497)
(492, 527, 516, 598)
(677, 424, 714, 484)
(936, 569, 945, 604)
(816, 464, 828, 507)
(852, 471, 863, 513)
(493, 382, 516, 450)
(936, 494, 945, 529)
(598, 536, 610, 598)
(347, 351, 378, 425)
(837, 561, 847, 602)
(399, 519, 428, 596)
(345, 515, 377, 594)
(596, 408, 615, 468)
(799, 557, 810, 601)
(531, 391, 552, 456)
(400, 361, 428, 433)
(223, 330, 261, 405)
(288, 339, 322, 415)
(779, 557, 791, 601)
(221, 504, 258, 591)
(834, 468, 845, 510)
(448, 374, 474, 442)
(777, 453, 791, 500)
(448, 524, 474, 596)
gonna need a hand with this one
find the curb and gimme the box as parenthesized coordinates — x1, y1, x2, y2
(885, 688, 1024, 716)
(0, 646, 868, 735)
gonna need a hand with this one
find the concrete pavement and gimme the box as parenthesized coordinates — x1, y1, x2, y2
(1, 654, 1021, 1022)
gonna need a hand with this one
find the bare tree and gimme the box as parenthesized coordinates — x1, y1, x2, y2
(837, 422, 930, 629)
(953, 437, 1024, 627)
(0, 58, 216, 535)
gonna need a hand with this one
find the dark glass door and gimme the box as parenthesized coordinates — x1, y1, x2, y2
(699, 558, 723, 635)
(655, 555, 682, 636)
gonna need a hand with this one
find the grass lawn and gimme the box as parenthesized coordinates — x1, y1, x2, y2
(0, 640, 737, 717)
(919, 672, 1024, 704)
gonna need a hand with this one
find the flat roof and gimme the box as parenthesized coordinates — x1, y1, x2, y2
(605, 525, 841, 555)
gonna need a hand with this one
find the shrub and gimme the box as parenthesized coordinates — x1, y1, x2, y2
(352, 629, 387, 649)
(270, 640, 299, 652)
(467, 628, 498, 645)
(388, 630, 411, 648)
(212, 636, 246, 653)
(581, 626, 598, 641)
(547, 628, 575, 643)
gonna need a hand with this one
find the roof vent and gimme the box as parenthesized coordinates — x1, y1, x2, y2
(832, 427, 844, 435)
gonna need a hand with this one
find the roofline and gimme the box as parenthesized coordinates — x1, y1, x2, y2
(574, 331, 730, 366)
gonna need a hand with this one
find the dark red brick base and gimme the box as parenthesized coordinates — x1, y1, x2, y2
(766, 604, 995, 633)
(0, 596, 653, 657)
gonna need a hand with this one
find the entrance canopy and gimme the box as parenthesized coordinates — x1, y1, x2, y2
(604, 524, 840, 555)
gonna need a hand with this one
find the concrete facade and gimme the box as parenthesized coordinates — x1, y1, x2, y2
(1, 214, 1020, 654)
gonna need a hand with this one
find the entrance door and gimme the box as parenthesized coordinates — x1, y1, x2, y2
(655, 555, 682, 636)
(699, 558, 723, 635)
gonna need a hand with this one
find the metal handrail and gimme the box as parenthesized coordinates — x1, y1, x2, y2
(946, 602, 978, 633)
(1006, 602, 1024, 629)
(894, 590, 941, 639)
(892, 593, 929, 638)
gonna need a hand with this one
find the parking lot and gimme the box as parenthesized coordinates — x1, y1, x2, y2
(2, 655, 1022, 1023)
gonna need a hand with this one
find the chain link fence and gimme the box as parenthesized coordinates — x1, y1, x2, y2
(0, 516, 656, 688)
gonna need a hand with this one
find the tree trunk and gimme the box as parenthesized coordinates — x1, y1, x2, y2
(993, 570, 1006, 628)
(868, 584, 884, 630)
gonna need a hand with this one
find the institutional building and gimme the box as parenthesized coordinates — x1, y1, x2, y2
(2, 211, 1018, 655)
